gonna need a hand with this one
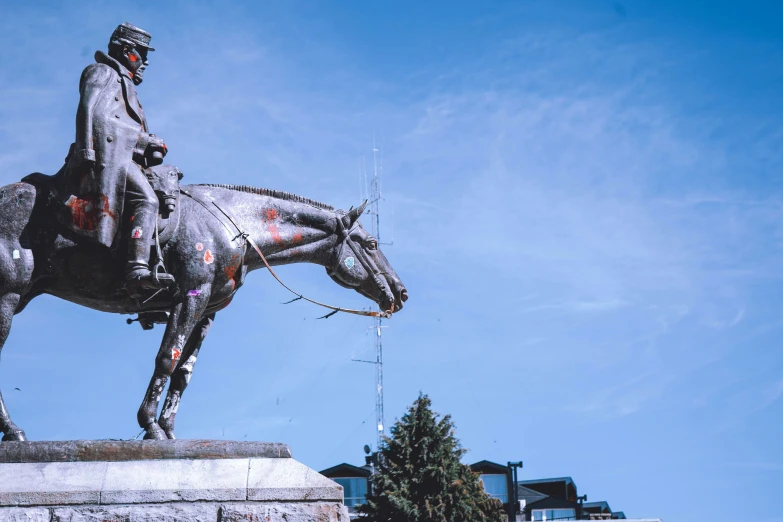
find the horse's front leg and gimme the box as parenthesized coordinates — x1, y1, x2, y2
(137, 292, 209, 440)
(158, 313, 216, 439)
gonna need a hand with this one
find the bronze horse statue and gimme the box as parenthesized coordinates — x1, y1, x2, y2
(0, 171, 407, 441)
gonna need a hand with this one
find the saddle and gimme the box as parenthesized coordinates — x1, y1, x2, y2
(21, 164, 183, 253)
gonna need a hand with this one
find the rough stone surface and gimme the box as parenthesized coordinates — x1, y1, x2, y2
(0, 462, 106, 506)
(219, 502, 350, 521)
(0, 453, 349, 521)
(50, 504, 220, 521)
(101, 459, 248, 504)
(247, 459, 343, 502)
(0, 458, 344, 507)
(0, 507, 50, 522)
(0, 503, 350, 522)
(0, 440, 291, 463)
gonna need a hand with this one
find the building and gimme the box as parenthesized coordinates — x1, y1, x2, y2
(582, 501, 622, 520)
(515, 477, 582, 520)
(320, 462, 372, 519)
(321, 458, 651, 521)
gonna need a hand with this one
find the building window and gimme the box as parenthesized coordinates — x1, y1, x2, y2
(532, 508, 576, 521)
(479, 474, 508, 503)
(334, 477, 368, 510)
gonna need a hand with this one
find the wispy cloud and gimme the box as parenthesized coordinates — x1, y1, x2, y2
(520, 299, 629, 314)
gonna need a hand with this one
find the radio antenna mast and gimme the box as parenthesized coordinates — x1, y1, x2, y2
(352, 135, 390, 451)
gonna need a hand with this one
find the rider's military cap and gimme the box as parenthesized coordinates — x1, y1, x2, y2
(110, 22, 155, 51)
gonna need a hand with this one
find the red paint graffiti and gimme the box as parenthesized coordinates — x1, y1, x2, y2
(265, 209, 278, 221)
(66, 194, 116, 231)
(268, 224, 283, 244)
(170, 347, 182, 372)
(224, 254, 240, 281)
(292, 229, 303, 244)
(204, 249, 214, 264)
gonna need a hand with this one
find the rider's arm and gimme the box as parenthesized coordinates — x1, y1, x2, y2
(74, 64, 113, 167)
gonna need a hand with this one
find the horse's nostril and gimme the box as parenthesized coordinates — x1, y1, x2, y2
(400, 289, 408, 302)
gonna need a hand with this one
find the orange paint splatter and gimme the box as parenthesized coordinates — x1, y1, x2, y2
(170, 347, 181, 372)
(292, 229, 303, 244)
(224, 254, 240, 281)
(128, 53, 138, 62)
(204, 249, 214, 264)
(268, 224, 283, 244)
(66, 194, 116, 231)
(265, 209, 278, 220)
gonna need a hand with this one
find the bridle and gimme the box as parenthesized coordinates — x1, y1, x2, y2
(182, 188, 392, 319)
(327, 213, 396, 310)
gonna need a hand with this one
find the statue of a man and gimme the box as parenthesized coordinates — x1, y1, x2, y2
(63, 22, 174, 293)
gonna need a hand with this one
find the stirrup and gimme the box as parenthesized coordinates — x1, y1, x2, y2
(125, 267, 175, 298)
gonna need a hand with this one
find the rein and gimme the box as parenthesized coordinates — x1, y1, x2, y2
(181, 189, 391, 319)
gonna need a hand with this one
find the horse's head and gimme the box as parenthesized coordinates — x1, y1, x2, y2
(327, 202, 408, 315)
(145, 164, 183, 217)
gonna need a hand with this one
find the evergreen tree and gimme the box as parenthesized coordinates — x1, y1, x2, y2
(360, 394, 506, 522)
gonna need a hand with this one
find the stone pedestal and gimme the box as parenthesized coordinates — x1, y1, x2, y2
(0, 440, 349, 522)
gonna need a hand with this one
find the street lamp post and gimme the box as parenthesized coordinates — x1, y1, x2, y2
(507, 461, 524, 520)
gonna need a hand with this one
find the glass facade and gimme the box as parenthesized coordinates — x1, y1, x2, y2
(334, 477, 368, 509)
(479, 474, 508, 503)
(532, 508, 576, 521)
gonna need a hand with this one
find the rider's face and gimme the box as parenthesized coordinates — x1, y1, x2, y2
(124, 46, 149, 86)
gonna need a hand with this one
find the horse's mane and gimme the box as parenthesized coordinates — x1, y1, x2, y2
(196, 184, 334, 211)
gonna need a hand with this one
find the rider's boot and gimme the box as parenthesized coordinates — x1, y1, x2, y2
(124, 168, 176, 297)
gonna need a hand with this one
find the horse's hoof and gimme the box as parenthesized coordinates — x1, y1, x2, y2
(2, 429, 27, 441)
(143, 424, 167, 440)
(164, 430, 176, 440)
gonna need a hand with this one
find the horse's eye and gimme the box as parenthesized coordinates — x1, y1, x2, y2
(367, 240, 378, 250)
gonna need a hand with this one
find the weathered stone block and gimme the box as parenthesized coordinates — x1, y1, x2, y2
(246, 458, 342, 501)
(0, 507, 51, 522)
(50, 504, 220, 522)
(0, 462, 106, 506)
(101, 459, 248, 504)
(219, 502, 350, 522)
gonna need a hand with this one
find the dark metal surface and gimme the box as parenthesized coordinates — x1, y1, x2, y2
(0, 181, 406, 442)
(0, 23, 407, 444)
(0, 439, 292, 463)
(0, 23, 408, 441)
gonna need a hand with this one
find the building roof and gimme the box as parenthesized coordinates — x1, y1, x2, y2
(517, 485, 548, 504)
(525, 496, 580, 511)
(518, 476, 575, 487)
(470, 460, 509, 475)
(517, 476, 578, 502)
(319, 462, 371, 478)
(612, 512, 627, 519)
(584, 501, 612, 513)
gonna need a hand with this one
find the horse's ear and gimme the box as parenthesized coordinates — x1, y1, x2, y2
(348, 200, 368, 225)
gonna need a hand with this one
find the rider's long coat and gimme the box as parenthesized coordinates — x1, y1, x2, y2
(63, 51, 149, 247)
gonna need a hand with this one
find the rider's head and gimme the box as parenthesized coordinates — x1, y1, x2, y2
(108, 23, 154, 86)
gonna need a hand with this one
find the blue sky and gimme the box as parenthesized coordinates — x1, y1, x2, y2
(1, 1, 782, 520)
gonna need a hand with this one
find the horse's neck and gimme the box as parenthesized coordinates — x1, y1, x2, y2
(203, 187, 338, 271)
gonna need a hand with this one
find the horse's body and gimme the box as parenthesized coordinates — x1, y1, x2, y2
(0, 180, 406, 441)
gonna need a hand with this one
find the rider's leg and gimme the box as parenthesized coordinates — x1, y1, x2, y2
(124, 165, 174, 290)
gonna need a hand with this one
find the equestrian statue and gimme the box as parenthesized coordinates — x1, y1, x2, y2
(0, 23, 407, 441)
